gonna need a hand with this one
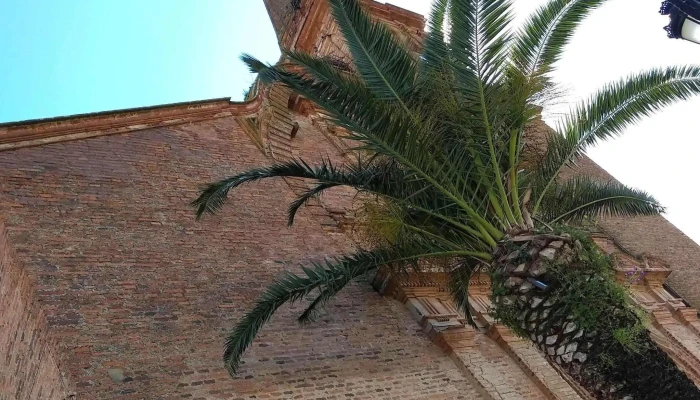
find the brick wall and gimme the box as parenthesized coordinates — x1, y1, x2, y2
(0, 116, 484, 399)
(0, 222, 71, 400)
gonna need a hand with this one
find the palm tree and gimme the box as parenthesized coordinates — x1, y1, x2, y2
(193, 0, 700, 398)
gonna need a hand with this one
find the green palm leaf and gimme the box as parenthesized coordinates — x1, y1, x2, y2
(532, 66, 700, 213)
(448, 0, 517, 224)
(222, 249, 381, 376)
(421, 0, 449, 74)
(448, 260, 481, 328)
(192, 157, 489, 247)
(241, 54, 379, 134)
(539, 176, 665, 224)
(327, 0, 417, 110)
(512, 0, 606, 77)
(192, 158, 387, 220)
(449, 0, 513, 87)
(223, 246, 486, 375)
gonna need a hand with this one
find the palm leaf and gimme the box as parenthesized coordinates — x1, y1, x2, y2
(192, 157, 489, 248)
(191, 159, 331, 219)
(448, 0, 517, 224)
(449, 0, 513, 87)
(422, 0, 450, 74)
(512, 0, 606, 77)
(241, 54, 379, 134)
(223, 249, 382, 375)
(283, 49, 361, 91)
(327, 0, 417, 110)
(532, 66, 700, 214)
(448, 260, 481, 328)
(287, 183, 338, 226)
(539, 176, 665, 224)
(223, 247, 487, 375)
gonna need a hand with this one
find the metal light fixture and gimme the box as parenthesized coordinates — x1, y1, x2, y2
(661, 0, 700, 44)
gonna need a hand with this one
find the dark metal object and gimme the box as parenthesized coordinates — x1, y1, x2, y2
(660, 0, 700, 40)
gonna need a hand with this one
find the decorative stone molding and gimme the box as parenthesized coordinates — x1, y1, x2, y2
(649, 326, 700, 384)
(373, 269, 587, 400)
(235, 116, 265, 152)
(260, 85, 297, 161)
(0, 95, 265, 151)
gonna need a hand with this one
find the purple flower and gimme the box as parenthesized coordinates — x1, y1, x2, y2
(624, 267, 645, 286)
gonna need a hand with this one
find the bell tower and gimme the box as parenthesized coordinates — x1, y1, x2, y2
(263, 0, 304, 46)
(263, 0, 424, 54)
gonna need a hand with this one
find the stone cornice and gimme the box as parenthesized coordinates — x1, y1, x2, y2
(362, 1, 425, 30)
(0, 95, 265, 151)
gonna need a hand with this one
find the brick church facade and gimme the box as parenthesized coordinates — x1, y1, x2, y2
(2, 1, 700, 399)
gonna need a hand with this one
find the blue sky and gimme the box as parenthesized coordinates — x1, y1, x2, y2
(0, 0, 280, 122)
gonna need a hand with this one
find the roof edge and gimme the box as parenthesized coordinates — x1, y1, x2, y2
(0, 94, 265, 151)
(0, 97, 233, 128)
(364, 1, 425, 30)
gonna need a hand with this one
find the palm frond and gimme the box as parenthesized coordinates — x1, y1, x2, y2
(567, 66, 700, 149)
(287, 183, 338, 226)
(283, 49, 359, 89)
(191, 159, 325, 219)
(223, 248, 384, 375)
(539, 176, 665, 224)
(193, 155, 491, 253)
(193, 158, 401, 221)
(448, 260, 480, 328)
(422, 0, 450, 74)
(223, 246, 487, 375)
(240, 54, 378, 134)
(447, 0, 517, 224)
(242, 54, 416, 164)
(532, 66, 700, 214)
(512, 0, 605, 77)
(449, 0, 513, 88)
(327, 0, 417, 109)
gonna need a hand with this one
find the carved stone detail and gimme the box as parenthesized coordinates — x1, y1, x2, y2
(374, 268, 587, 400)
(373, 231, 700, 397)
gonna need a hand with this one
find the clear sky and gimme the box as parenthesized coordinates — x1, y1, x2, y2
(1, 0, 699, 244)
(0, 0, 280, 121)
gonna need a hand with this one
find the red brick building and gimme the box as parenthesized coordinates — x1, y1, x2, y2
(2, 1, 700, 399)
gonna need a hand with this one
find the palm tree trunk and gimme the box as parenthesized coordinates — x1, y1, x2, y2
(490, 233, 700, 400)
